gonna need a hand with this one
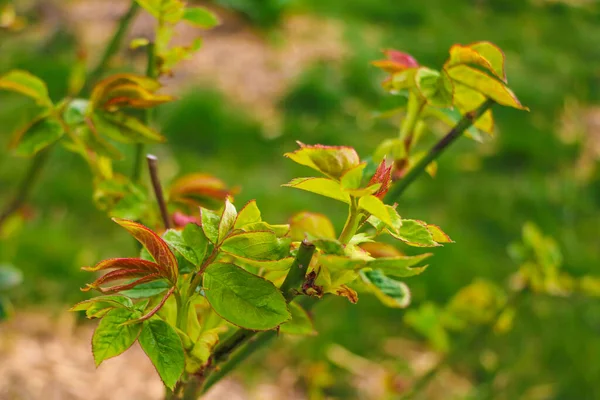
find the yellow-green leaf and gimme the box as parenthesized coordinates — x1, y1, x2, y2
(285, 142, 360, 179)
(9, 115, 64, 156)
(289, 211, 336, 240)
(0, 70, 52, 106)
(280, 302, 316, 335)
(283, 177, 351, 204)
(358, 195, 393, 226)
(182, 7, 220, 28)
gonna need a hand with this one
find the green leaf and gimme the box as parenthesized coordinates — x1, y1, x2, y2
(226, 255, 295, 271)
(70, 295, 134, 319)
(200, 208, 220, 244)
(0, 264, 23, 291)
(367, 253, 432, 278)
(121, 280, 171, 298)
(283, 177, 350, 204)
(285, 142, 360, 179)
(452, 84, 495, 133)
(181, 223, 209, 265)
(340, 163, 367, 190)
(163, 229, 200, 266)
(10, 116, 64, 156)
(308, 236, 345, 255)
(218, 199, 237, 243)
(445, 42, 506, 82)
(0, 70, 52, 106)
(92, 308, 142, 366)
(93, 111, 166, 144)
(358, 195, 393, 226)
(360, 270, 411, 308)
(289, 211, 336, 241)
(469, 42, 506, 82)
(138, 319, 185, 390)
(447, 65, 526, 110)
(280, 302, 316, 335)
(234, 200, 262, 229)
(241, 222, 290, 237)
(182, 7, 220, 28)
(390, 219, 439, 247)
(203, 262, 290, 330)
(221, 231, 291, 261)
(415, 67, 453, 107)
(77, 125, 124, 160)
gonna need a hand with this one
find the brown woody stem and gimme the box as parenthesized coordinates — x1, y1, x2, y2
(385, 99, 495, 203)
(147, 154, 172, 230)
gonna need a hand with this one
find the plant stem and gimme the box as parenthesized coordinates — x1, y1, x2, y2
(385, 99, 495, 203)
(400, 290, 524, 400)
(338, 198, 360, 245)
(279, 240, 317, 302)
(84, 1, 140, 92)
(0, 147, 51, 228)
(400, 94, 426, 151)
(147, 154, 172, 229)
(132, 42, 157, 182)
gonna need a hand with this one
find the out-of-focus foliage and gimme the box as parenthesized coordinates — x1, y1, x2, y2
(1, 0, 599, 398)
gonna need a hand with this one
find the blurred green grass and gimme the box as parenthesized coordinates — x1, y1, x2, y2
(1, 0, 600, 398)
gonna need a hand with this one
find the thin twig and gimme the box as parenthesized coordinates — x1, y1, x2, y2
(385, 99, 495, 203)
(147, 154, 172, 230)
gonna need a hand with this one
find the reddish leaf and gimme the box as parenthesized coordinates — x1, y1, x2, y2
(84, 268, 150, 289)
(368, 158, 393, 199)
(172, 212, 200, 228)
(169, 173, 236, 211)
(83, 258, 162, 273)
(83, 273, 162, 294)
(112, 219, 178, 282)
(372, 49, 419, 73)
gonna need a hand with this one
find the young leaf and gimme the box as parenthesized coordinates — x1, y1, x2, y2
(241, 222, 290, 237)
(203, 262, 290, 330)
(92, 308, 142, 366)
(181, 223, 209, 265)
(234, 200, 262, 229)
(138, 319, 185, 390)
(182, 7, 220, 28)
(121, 280, 171, 299)
(372, 49, 419, 73)
(367, 253, 432, 278)
(70, 295, 134, 315)
(200, 208, 221, 244)
(218, 199, 237, 243)
(390, 219, 440, 247)
(135, 0, 185, 23)
(169, 173, 234, 211)
(447, 65, 526, 110)
(340, 163, 367, 190)
(163, 229, 201, 267)
(289, 211, 336, 240)
(221, 231, 291, 261)
(226, 255, 295, 271)
(283, 177, 351, 204)
(285, 142, 361, 179)
(358, 195, 393, 226)
(0, 70, 52, 106)
(445, 42, 506, 83)
(415, 67, 453, 107)
(280, 302, 316, 335)
(360, 270, 411, 308)
(112, 219, 178, 282)
(9, 116, 64, 156)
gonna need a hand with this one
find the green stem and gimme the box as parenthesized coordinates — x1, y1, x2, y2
(400, 290, 524, 400)
(338, 198, 360, 245)
(132, 42, 157, 183)
(400, 94, 426, 151)
(385, 99, 495, 203)
(84, 1, 140, 92)
(279, 240, 317, 302)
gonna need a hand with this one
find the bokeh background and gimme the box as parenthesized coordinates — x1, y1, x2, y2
(1, 0, 599, 399)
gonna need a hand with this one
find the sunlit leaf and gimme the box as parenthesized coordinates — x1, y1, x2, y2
(221, 231, 291, 261)
(225, 254, 295, 271)
(448, 65, 526, 110)
(390, 219, 440, 247)
(234, 200, 262, 229)
(92, 308, 142, 366)
(218, 199, 237, 243)
(358, 195, 393, 226)
(136, 0, 185, 23)
(367, 253, 431, 278)
(452, 84, 495, 133)
(289, 212, 336, 241)
(285, 142, 360, 179)
(138, 319, 185, 390)
(203, 262, 290, 330)
(283, 177, 351, 204)
(340, 163, 367, 190)
(200, 208, 220, 244)
(372, 49, 419, 73)
(0, 70, 52, 106)
(93, 111, 166, 143)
